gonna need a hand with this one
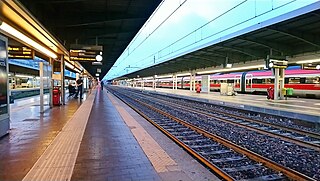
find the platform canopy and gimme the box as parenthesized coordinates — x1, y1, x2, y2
(124, 7, 320, 79)
(18, 0, 162, 80)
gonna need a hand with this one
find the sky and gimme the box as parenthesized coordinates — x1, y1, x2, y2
(103, 0, 319, 81)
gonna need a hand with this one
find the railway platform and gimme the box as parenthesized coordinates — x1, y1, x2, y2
(0, 88, 218, 181)
(134, 87, 320, 124)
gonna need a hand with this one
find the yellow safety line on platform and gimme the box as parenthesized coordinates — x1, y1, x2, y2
(22, 90, 96, 181)
(108, 93, 180, 173)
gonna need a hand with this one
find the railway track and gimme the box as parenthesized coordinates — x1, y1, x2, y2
(137, 92, 320, 151)
(124, 88, 320, 148)
(108, 87, 318, 180)
(155, 93, 320, 140)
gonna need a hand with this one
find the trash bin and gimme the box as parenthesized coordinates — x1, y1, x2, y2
(53, 87, 60, 106)
(9, 95, 14, 104)
(281, 88, 287, 96)
(287, 88, 294, 96)
(267, 87, 274, 100)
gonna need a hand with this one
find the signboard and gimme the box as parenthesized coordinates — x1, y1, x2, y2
(266, 55, 288, 69)
(302, 63, 320, 70)
(70, 44, 103, 62)
(8, 46, 34, 59)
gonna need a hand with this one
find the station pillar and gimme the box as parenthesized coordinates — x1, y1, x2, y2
(153, 76, 156, 89)
(273, 68, 286, 100)
(39, 62, 44, 113)
(190, 72, 196, 92)
(60, 55, 65, 105)
(0, 34, 10, 137)
(172, 74, 177, 90)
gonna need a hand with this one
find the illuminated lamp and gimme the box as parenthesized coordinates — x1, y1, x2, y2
(316, 65, 320, 70)
(226, 64, 232, 68)
(0, 22, 57, 59)
(269, 62, 274, 68)
(96, 73, 99, 76)
(95, 55, 103, 62)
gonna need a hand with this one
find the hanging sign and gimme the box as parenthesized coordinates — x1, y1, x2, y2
(8, 46, 34, 59)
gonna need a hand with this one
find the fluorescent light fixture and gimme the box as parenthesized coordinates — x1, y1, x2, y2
(65, 61, 74, 69)
(96, 73, 99, 76)
(100, 51, 103, 55)
(92, 62, 102, 65)
(176, 73, 191, 77)
(197, 65, 265, 75)
(226, 64, 232, 68)
(156, 74, 173, 79)
(15, 74, 34, 78)
(95, 55, 103, 62)
(316, 65, 320, 70)
(143, 76, 153, 80)
(0, 22, 57, 59)
(296, 59, 320, 64)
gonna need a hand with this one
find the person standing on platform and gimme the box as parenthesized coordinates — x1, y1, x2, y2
(74, 77, 83, 99)
(100, 81, 104, 90)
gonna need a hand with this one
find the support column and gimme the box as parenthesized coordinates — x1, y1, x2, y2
(190, 74, 192, 91)
(39, 62, 44, 113)
(279, 68, 285, 100)
(172, 75, 175, 90)
(49, 58, 53, 108)
(192, 74, 196, 92)
(175, 75, 178, 90)
(60, 55, 65, 105)
(274, 68, 280, 100)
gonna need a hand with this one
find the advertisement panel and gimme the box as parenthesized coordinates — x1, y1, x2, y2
(0, 38, 8, 115)
(201, 75, 210, 93)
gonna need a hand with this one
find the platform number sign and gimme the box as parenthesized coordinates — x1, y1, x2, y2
(0, 39, 8, 115)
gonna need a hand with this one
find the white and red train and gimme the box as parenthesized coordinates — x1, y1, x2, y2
(139, 66, 320, 98)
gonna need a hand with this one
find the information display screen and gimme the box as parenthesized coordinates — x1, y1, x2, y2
(0, 39, 8, 115)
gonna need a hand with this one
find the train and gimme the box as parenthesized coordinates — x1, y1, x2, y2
(137, 66, 320, 98)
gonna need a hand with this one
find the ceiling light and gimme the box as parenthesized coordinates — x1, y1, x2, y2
(269, 62, 274, 68)
(100, 51, 102, 55)
(176, 73, 191, 77)
(197, 65, 265, 75)
(96, 73, 99, 76)
(226, 64, 232, 68)
(296, 59, 320, 64)
(65, 61, 74, 69)
(0, 22, 57, 59)
(316, 65, 320, 70)
(95, 55, 103, 62)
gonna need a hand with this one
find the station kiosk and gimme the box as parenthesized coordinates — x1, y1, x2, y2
(0, 35, 10, 137)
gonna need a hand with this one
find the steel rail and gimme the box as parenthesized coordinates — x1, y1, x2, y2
(156, 98, 320, 151)
(109, 91, 234, 181)
(133, 98, 315, 181)
(164, 93, 320, 140)
(109, 88, 315, 180)
(134, 91, 320, 151)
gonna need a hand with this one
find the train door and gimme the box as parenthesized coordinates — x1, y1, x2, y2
(234, 75, 241, 92)
(246, 74, 253, 92)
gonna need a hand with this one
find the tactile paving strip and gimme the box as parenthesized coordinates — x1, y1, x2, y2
(108, 93, 180, 173)
(22, 90, 96, 181)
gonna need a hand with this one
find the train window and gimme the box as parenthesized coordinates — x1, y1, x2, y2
(227, 79, 234, 83)
(306, 77, 319, 84)
(252, 79, 263, 84)
(300, 78, 306, 84)
(288, 78, 300, 84)
(285, 78, 289, 84)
